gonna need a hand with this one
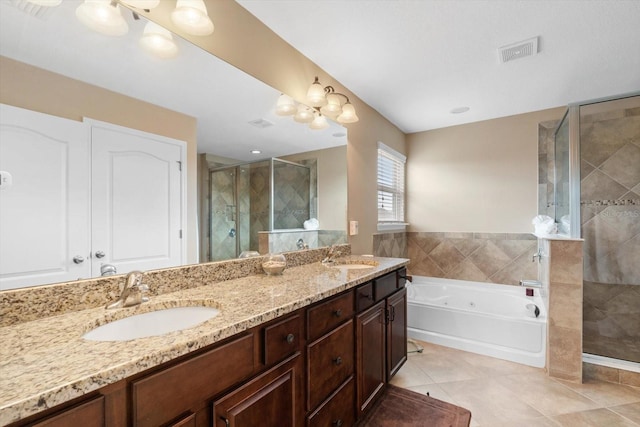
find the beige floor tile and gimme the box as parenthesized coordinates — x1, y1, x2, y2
(389, 358, 434, 388)
(457, 350, 544, 376)
(555, 378, 640, 407)
(495, 373, 601, 416)
(610, 401, 640, 424)
(476, 417, 561, 427)
(550, 408, 639, 427)
(438, 377, 544, 425)
(411, 351, 488, 383)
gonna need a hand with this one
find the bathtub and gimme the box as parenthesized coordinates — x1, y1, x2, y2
(407, 276, 547, 368)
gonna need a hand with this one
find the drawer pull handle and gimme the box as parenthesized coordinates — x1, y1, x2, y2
(220, 416, 230, 427)
(333, 356, 343, 366)
(333, 309, 342, 317)
(286, 333, 295, 344)
(333, 420, 343, 427)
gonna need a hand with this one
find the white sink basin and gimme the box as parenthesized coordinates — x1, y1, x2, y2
(83, 306, 220, 341)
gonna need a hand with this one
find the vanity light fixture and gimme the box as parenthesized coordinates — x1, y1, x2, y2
(75, 0, 129, 36)
(139, 21, 178, 58)
(276, 77, 359, 130)
(171, 0, 214, 36)
(120, 0, 160, 9)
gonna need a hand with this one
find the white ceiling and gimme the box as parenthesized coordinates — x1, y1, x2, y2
(0, 0, 347, 162)
(238, 0, 640, 133)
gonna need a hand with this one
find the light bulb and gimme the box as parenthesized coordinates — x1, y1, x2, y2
(306, 77, 327, 107)
(76, 0, 128, 36)
(140, 21, 178, 58)
(320, 93, 343, 116)
(171, 0, 214, 36)
(275, 94, 296, 116)
(337, 101, 359, 124)
(309, 114, 329, 130)
(294, 105, 314, 124)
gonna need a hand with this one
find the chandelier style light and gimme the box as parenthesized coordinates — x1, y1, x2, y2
(276, 77, 359, 130)
(74, 0, 218, 58)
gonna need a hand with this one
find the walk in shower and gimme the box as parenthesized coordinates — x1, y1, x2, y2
(553, 94, 640, 369)
(208, 158, 315, 261)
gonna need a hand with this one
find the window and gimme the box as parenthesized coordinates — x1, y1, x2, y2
(377, 142, 406, 229)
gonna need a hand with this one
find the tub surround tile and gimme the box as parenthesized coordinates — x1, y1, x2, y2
(0, 253, 408, 424)
(407, 232, 538, 286)
(549, 282, 583, 330)
(548, 240, 584, 285)
(548, 326, 583, 382)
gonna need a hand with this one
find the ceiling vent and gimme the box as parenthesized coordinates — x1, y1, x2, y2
(498, 36, 539, 63)
(248, 118, 274, 129)
(6, 0, 56, 19)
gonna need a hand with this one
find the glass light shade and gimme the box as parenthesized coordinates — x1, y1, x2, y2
(320, 93, 343, 116)
(120, 0, 160, 9)
(25, 0, 62, 6)
(309, 114, 329, 130)
(275, 94, 296, 116)
(76, 0, 128, 36)
(293, 105, 314, 124)
(306, 78, 327, 107)
(140, 21, 178, 58)
(336, 102, 359, 124)
(171, 0, 214, 36)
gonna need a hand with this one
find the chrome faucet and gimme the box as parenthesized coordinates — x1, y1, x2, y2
(322, 245, 339, 264)
(296, 238, 309, 250)
(106, 270, 149, 309)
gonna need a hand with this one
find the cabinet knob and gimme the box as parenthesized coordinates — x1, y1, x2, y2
(95, 250, 106, 259)
(286, 333, 295, 344)
(333, 309, 342, 317)
(72, 255, 85, 264)
(333, 420, 343, 427)
(333, 356, 342, 366)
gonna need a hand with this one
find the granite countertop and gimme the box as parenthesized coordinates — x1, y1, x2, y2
(0, 256, 408, 425)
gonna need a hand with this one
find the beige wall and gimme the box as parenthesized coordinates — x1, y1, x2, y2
(137, 0, 406, 255)
(0, 56, 199, 262)
(407, 107, 565, 233)
(283, 145, 348, 231)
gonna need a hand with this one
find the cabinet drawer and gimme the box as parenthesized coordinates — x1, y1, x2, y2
(307, 320, 354, 410)
(307, 291, 354, 341)
(264, 314, 302, 365)
(132, 333, 254, 427)
(373, 271, 397, 301)
(33, 395, 104, 427)
(307, 376, 355, 427)
(355, 282, 375, 312)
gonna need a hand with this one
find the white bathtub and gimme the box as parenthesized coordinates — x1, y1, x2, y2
(407, 276, 547, 368)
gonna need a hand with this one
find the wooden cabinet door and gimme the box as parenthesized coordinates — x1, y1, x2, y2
(387, 288, 407, 380)
(213, 354, 303, 427)
(31, 396, 104, 427)
(355, 300, 386, 417)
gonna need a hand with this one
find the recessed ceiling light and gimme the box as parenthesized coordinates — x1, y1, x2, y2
(250, 149, 261, 154)
(450, 106, 470, 114)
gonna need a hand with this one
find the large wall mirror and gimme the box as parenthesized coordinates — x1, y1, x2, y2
(0, 1, 347, 289)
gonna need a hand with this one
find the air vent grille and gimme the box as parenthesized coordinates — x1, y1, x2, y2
(7, 0, 56, 19)
(248, 118, 274, 129)
(498, 36, 539, 63)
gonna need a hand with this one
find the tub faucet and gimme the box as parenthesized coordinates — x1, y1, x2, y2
(520, 279, 542, 288)
(106, 270, 149, 309)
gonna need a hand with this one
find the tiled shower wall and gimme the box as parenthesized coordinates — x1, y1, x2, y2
(580, 100, 640, 363)
(373, 232, 537, 286)
(538, 120, 560, 218)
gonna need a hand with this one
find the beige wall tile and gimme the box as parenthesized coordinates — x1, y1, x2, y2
(620, 370, 640, 387)
(549, 282, 583, 330)
(548, 326, 582, 382)
(549, 240, 583, 285)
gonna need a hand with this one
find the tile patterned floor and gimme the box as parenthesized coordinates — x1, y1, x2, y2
(390, 341, 640, 426)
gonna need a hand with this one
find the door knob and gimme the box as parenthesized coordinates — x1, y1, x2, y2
(72, 256, 84, 264)
(95, 251, 106, 259)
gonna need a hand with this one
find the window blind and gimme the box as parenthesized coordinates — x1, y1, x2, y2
(377, 143, 406, 223)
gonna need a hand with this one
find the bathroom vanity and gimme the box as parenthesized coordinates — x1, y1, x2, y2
(0, 256, 408, 427)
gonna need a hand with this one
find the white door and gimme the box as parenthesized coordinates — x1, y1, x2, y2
(0, 104, 90, 290)
(89, 120, 185, 276)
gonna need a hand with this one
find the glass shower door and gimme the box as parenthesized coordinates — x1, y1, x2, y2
(580, 95, 640, 364)
(210, 167, 238, 261)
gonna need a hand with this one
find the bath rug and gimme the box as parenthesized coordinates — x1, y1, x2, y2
(358, 384, 471, 427)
